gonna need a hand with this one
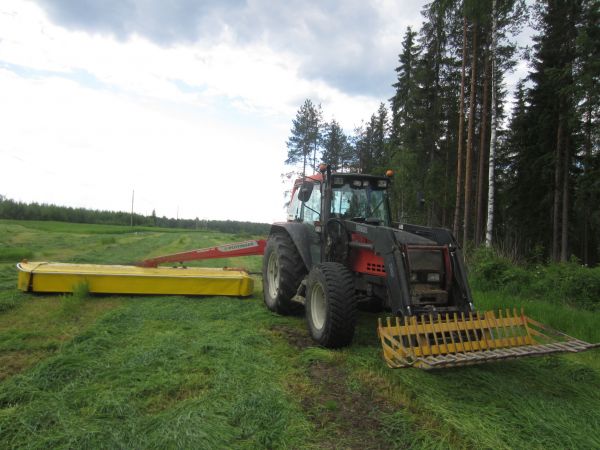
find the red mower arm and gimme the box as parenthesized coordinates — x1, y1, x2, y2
(137, 239, 267, 268)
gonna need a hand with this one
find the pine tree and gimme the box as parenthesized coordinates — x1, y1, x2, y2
(286, 99, 322, 177)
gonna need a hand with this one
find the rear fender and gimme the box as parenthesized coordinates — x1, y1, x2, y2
(269, 223, 319, 271)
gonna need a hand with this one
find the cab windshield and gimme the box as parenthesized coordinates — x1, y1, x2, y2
(331, 184, 391, 226)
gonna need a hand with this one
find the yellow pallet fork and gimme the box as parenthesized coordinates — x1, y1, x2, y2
(378, 309, 599, 369)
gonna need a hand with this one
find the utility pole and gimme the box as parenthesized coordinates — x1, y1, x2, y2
(131, 189, 135, 228)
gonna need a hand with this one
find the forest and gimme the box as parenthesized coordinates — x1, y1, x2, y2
(286, 0, 599, 266)
(0, 195, 270, 235)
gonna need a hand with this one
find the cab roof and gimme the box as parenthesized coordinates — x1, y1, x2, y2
(293, 172, 389, 187)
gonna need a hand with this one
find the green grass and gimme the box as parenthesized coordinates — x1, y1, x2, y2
(0, 219, 187, 234)
(0, 219, 599, 449)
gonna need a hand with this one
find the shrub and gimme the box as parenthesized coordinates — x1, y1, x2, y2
(469, 247, 600, 310)
(469, 247, 528, 293)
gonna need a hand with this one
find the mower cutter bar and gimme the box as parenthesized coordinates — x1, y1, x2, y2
(378, 308, 599, 369)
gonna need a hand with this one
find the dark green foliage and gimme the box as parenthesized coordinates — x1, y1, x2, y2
(0, 197, 270, 235)
(470, 247, 600, 309)
(495, 0, 600, 263)
(321, 119, 351, 171)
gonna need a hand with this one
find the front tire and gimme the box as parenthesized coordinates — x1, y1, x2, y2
(262, 233, 306, 315)
(306, 262, 356, 348)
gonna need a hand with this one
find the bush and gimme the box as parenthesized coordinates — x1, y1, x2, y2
(469, 247, 529, 293)
(537, 260, 600, 309)
(469, 247, 600, 310)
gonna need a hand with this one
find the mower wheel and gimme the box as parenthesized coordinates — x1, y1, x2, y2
(262, 233, 305, 315)
(306, 262, 356, 348)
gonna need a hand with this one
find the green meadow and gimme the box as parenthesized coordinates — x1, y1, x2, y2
(0, 220, 598, 449)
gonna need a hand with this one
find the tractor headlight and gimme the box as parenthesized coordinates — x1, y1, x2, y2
(377, 180, 388, 188)
(427, 273, 440, 283)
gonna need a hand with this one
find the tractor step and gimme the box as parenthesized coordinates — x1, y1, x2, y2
(17, 261, 254, 297)
(378, 309, 599, 369)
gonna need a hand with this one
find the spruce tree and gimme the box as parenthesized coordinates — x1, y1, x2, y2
(322, 119, 349, 171)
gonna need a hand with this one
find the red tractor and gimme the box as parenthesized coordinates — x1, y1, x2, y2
(262, 165, 598, 369)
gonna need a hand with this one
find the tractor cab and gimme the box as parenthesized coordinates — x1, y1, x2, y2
(326, 174, 392, 227)
(287, 172, 393, 228)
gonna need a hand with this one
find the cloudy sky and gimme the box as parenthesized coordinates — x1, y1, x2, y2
(3, 0, 528, 224)
(0, 0, 432, 223)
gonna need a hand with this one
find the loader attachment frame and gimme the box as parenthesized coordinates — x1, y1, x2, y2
(378, 308, 600, 369)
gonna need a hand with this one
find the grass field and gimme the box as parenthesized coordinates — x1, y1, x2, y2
(0, 219, 599, 449)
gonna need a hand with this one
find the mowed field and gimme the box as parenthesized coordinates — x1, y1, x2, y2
(0, 219, 599, 449)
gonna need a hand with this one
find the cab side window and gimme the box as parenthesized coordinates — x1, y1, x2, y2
(287, 190, 301, 221)
(302, 183, 321, 224)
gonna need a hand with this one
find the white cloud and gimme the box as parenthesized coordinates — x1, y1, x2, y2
(0, 0, 389, 223)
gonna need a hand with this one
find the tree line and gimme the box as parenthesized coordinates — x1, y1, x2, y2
(0, 195, 270, 235)
(286, 0, 599, 266)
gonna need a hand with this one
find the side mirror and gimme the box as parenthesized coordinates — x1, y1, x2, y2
(298, 182, 314, 202)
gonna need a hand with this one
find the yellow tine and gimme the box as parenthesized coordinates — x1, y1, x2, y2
(506, 308, 520, 346)
(454, 312, 467, 353)
(460, 312, 472, 352)
(504, 309, 517, 346)
(385, 317, 393, 348)
(438, 314, 450, 354)
(491, 310, 505, 348)
(405, 317, 417, 356)
(511, 307, 524, 345)
(420, 314, 430, 355)
(468, 311, 482, 351)
(412, 315, 421, 353)
(497, 309, 505, 341)
(429, 314, 442, 355)
(483, 311, 498, 349)
(395, 317, 405, 352)
(476, 311, 491, 350)
(429, 314, 442, 354)
(446, 313, 458, 354)
(519, 306, 534, 344)
(417, 314, 431, 356)
(411, 315, 420, 348)
(498, 309, 509, 345)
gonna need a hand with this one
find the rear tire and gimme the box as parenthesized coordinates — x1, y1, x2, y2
(262, 233, 306, 315)
(306, 262, 356, 348)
